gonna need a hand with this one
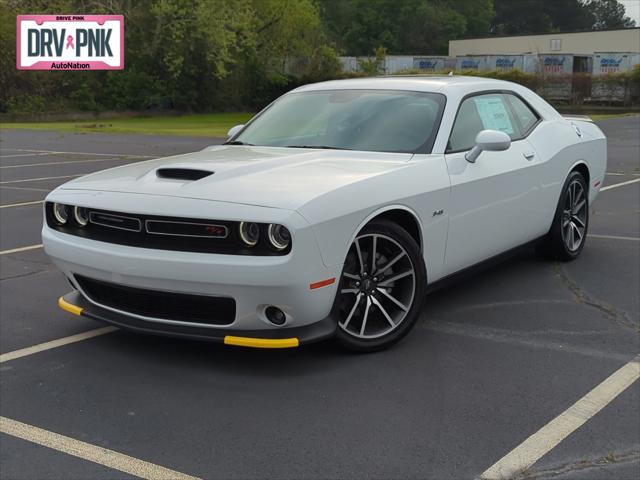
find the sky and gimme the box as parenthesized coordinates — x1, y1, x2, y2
(619, 0, 640, 25)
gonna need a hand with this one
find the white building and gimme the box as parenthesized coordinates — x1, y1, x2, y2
(449, 28, 640, 74)
(449, 28, 639, 56)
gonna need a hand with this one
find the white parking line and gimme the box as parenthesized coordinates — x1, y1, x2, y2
(0, 157, 135, 169)
(588, 234, 640, 242)
(0, 416, 201, 480)
(0, 174, 84, 185)
(0, 185, 51, 192)
(600, 178, 640, 191)
(6, 148, 151, 158)
(0, 327, 117, 364)
(0, 153, 51, 159)
(0, 244, 43, 256)
(0, 200, 44, 209)
(480, 357, 640, 480)
(0, 301, 118, 378)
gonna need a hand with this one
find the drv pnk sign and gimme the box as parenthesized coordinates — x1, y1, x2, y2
(17, 15, 124, 70)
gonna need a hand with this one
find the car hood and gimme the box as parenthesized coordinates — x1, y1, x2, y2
(59, 145, 413, 210)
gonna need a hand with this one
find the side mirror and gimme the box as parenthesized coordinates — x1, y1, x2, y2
(227, 124, 245, 138)
(465, 130, 511, 163)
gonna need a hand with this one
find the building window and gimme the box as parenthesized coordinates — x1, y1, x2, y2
(550, 39, 562, 51)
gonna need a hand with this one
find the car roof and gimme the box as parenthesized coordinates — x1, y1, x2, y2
(289, 75, 561, 122)
(291, 75, 517, 95)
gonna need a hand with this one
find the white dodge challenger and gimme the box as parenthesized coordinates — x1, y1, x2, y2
(44, 76, 607, 351)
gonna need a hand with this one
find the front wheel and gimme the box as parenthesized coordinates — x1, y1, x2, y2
(335, 220, 427, 352)
(536, 170, 589, 261)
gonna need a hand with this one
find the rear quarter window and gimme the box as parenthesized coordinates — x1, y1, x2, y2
(506, 94, 540, 135)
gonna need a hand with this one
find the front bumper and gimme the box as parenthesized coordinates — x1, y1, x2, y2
(59, 291, 337, 347)
(43, 192, 343, 344)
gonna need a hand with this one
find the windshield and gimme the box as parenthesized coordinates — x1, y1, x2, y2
(233, 89, 446, 154)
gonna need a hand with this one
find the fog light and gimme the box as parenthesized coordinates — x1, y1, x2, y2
(74, 206, 89, 226)
(53, 203, 68, 224)
(265, 306, 286, 326)
(239, 222, 260, 246)
(267, 224, 291, 250)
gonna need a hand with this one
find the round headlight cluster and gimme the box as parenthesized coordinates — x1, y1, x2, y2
(239, 222, 260, 246)
(267, 224, 291, 251)
(74, 206, 89, 226)
(53, 203, 69, 224)
(238, 222, 291, 251)
(52, 203, 89, 227)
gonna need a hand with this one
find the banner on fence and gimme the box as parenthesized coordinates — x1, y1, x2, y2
(413, 57, 446, 72)
(540, 55, 573, 75)
(593, 53, 631, 75)
(455, 56, 486, 71)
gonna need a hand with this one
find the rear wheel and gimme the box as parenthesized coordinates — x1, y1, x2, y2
(335, 220, 426, 352)
(537, 170, 589, 261)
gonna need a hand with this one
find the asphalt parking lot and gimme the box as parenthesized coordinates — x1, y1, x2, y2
(0, 117, 638, 480)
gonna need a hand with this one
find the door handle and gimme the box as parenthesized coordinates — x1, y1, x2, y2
(523, 152, 535, 160)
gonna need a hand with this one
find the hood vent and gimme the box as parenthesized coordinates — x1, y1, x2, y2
(156, 168, 213, 181)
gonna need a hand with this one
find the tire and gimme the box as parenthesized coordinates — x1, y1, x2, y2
(335, 219, 427, 352)
(536, 170, 589, 261)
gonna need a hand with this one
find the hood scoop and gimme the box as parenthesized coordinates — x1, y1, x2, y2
(156, 168, 214, 181)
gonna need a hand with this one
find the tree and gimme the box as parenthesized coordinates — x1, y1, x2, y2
(315, 0, 402, 55)
(221, 0, 338, 109)
(492, 0, 587, 34)
(146, 0, 254, 109)
(316, 0, 494, 55)
(587, 0, 637, 29)
(492, 0, 635, 35)
(443, 0, 494, 39)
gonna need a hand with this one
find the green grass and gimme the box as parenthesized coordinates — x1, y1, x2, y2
(0, 112, 255, 137)
(589, 112, 639, 120)
(2, 110, 636, 137)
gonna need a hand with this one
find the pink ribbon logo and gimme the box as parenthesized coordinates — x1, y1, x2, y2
(66, 35, 74, 49)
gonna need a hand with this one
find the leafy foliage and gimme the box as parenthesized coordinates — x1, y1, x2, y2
(357, 47, 387, 75)
(316, 0, 493, 55)
(491, 0, 635, 35)
(587, 0, 637, 29)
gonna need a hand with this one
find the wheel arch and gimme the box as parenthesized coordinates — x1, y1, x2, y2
(349, 205, 423, 253)
(543, 160, 591, 234)
(570, 161, 590, 188)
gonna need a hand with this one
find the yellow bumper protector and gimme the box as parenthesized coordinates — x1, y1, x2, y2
(224, 336, 299, 349)
(58, 296, 83, 316)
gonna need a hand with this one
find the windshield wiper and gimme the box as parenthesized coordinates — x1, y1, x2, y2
(223, 140, 253, 146)
(284, 145, 352, 150)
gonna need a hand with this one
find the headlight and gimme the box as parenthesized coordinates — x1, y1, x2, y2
(74, 206, 89, 226)
(53, 203, 69, 224)
(239, 222, 260, 246)
(267, 224, 291, 250)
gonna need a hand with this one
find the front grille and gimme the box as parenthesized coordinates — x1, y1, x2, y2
(75, 275, 235, 325)
(90, 211, 142, 232)
(45, 203, 290, 256)
(145, 219, 228, 238)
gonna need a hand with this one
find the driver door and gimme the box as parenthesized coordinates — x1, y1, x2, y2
(442, 92, 543, 275)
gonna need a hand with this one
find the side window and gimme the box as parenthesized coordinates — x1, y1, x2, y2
(447, 93, 519, 152)
(506, 94, 539, 135)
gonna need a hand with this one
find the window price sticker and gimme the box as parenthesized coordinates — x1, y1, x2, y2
(474, 96, 514, 135)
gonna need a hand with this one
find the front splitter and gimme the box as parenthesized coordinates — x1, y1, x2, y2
(59, 290, 337, 349)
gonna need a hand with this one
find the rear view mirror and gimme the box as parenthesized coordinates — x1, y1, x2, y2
(465, 130, 511, 163)
(227, 124, 245, 138)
